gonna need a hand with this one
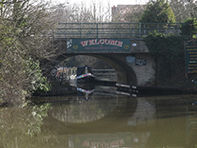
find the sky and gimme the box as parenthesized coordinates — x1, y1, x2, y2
(54, 0, 148, 7)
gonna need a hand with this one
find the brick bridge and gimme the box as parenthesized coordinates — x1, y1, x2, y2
(44, 23, 181, 86)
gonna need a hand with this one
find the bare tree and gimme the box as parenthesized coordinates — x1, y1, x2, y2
(0, 0, 56, 105)
(52, 0, 111, 23)
(112, 4, 146, 23)
(170, 0, 197, 22)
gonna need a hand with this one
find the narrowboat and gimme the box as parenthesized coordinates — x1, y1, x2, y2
(76, 65, 95, 83)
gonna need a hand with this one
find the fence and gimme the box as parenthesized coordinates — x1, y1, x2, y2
(54, 23, 182, 39)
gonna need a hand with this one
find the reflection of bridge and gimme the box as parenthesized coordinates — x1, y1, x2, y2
(44, 23, 181, 86)
(43, 95, 190, 148)
(44, 95, 154, 147)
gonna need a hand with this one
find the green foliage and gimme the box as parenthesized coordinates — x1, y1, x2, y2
(27, 103, 51, 137)
(140, 0, 176, 23)
(25, 58, 51, 95)
(144, 31, 185, 83)
(145, 31, 184, 57)
(180, 18, 197, 39)
(0, 0, 5, 8)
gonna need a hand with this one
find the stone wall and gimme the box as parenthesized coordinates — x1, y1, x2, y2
(128, 53, 155, 86)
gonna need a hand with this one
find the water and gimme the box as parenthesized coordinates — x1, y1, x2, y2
(1, 85, 197, 148)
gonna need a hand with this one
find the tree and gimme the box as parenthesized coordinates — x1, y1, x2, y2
(140, 0, 176, 23)
(112, 5, 146, 23)
(170, 0, 190, 22)
(52, 0, 111, 23)
(0, 0, 55, 105)
(170, 0, 197, 22)
(180, 18, 197, 39)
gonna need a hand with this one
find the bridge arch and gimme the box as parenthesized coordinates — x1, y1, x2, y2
(44, 53, 137, 85)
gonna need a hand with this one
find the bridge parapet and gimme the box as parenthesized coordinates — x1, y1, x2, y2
(54, 23, 181, 39)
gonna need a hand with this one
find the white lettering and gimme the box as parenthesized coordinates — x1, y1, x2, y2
(99, 39, 104, 44)
(104, 39, 109, 45)
(89, 39, 94, 45)
(117, 41, 123, 47)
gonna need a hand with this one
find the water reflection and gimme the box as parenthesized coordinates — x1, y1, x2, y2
(2, 87, 197, 147)
(127, 98, 156, 126)
(50, 96, 118, 124)
(76, 84, 95, 101)
(42, 94, 197, 148)
(68, 133, 137, 148)
(0, 104, 51, 148)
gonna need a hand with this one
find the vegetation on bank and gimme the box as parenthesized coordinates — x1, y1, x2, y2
(140, 0, 197, 90)
(144, 31, 185, 87)
(0, 0, 55, 106)
(144, 18, 197, 90)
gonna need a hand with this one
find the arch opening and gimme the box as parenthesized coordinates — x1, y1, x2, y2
(92, 54, 138, 86)
(40, 53, 138, 86)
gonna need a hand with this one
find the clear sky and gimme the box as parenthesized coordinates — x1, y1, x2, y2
(53, 0, 148, 7)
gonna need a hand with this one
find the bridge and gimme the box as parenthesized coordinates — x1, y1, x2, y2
(44, 23, 181, 86)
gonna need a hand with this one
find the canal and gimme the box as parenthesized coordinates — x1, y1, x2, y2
(0, 85, 197, 148)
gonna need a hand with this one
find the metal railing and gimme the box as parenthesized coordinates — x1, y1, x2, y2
(54, 23, 182, 39)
